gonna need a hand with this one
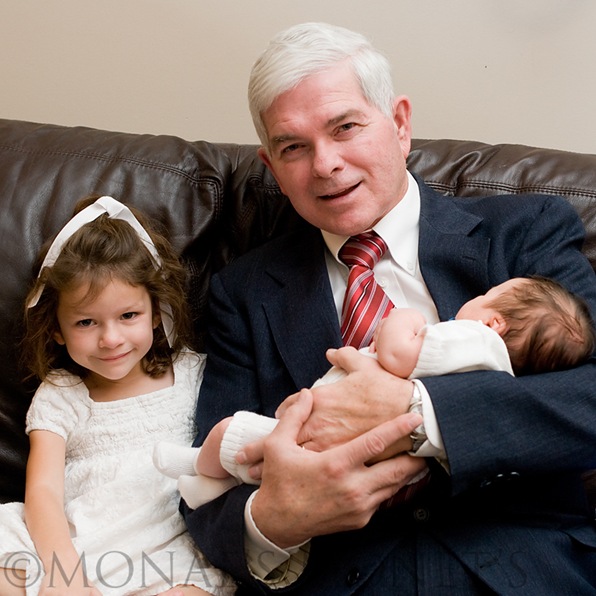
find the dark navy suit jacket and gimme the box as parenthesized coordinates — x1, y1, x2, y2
(184, 179, 596, 594)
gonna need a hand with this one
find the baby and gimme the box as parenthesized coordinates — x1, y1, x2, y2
(155, 276, 595, 509)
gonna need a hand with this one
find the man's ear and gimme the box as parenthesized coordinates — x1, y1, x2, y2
(257, 146, 271, 167)
(487, 314, 509, 336)
(257, 147, 286, 195)
(392, 95, 412, 159)
(53, 331, 66, 345)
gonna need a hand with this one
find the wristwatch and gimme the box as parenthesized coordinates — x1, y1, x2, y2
(408, 383, 427, 452)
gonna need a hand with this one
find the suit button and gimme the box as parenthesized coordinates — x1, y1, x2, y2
(346, 568, 360, 586)
(413, 507, 430, 522)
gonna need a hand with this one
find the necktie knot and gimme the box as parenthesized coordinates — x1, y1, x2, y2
(339, 231, 388, 270)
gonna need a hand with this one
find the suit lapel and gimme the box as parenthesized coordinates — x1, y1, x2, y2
(417, 180, 492, 320)
(261, 227, 342, 389)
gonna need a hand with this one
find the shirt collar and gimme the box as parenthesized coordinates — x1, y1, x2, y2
(322, 171, 421, 274)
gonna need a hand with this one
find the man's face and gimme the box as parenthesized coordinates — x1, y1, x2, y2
(258, 61, 412, 237)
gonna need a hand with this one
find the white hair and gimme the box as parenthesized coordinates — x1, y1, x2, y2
(248, 22, 395, 151)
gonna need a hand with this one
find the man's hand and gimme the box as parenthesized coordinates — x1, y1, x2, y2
(276, 347, 415, 454)
(250, 388, 426, 548)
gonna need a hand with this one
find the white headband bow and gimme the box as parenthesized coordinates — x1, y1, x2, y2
(27, 196, 175, 347)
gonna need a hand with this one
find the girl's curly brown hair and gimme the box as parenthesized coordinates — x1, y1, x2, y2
(23, 196, 191, 382)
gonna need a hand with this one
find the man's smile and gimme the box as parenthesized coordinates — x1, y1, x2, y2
(318, 182, 361, 200)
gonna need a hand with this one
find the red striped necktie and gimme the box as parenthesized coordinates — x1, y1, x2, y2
(339, 231, 394, 349)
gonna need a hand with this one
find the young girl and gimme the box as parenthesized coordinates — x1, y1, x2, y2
(0, 196, 235, 596)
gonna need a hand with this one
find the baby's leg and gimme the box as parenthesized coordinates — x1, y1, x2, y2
(0, 568, 26, 595)
(177, 473, 240, 510)
(153, 442, 199, 478)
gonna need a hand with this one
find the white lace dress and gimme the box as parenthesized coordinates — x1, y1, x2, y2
(0, 350, 235, 595)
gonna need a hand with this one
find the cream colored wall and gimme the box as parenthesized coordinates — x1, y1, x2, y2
(2, 0, 595, 153)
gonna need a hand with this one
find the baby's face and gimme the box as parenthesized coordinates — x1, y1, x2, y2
(456, 278, 526, 321)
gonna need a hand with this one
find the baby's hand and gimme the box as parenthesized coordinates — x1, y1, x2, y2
(235, 436, 267, 481)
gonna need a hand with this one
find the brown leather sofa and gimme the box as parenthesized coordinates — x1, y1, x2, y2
(1, 118, 594, 509)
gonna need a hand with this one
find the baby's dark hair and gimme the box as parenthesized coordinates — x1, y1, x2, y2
(23, 195, 191, 381)
(488, 276, 595, 375)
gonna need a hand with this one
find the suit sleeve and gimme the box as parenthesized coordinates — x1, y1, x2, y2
(425, 196, 596, 495)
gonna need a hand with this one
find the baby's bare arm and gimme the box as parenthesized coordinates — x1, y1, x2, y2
(373, 308, 426, 378)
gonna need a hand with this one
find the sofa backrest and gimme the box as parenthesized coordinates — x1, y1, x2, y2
(1, 118, 595, 503)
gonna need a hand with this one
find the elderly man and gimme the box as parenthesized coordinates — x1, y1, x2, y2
(184, 22, 596, 594)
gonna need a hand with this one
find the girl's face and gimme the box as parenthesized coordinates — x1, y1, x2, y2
(54, 278, 160, 393)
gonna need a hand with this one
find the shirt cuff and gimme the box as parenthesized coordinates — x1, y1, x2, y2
(410, 380, 449, 470)
(243, 490, 310, 587)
